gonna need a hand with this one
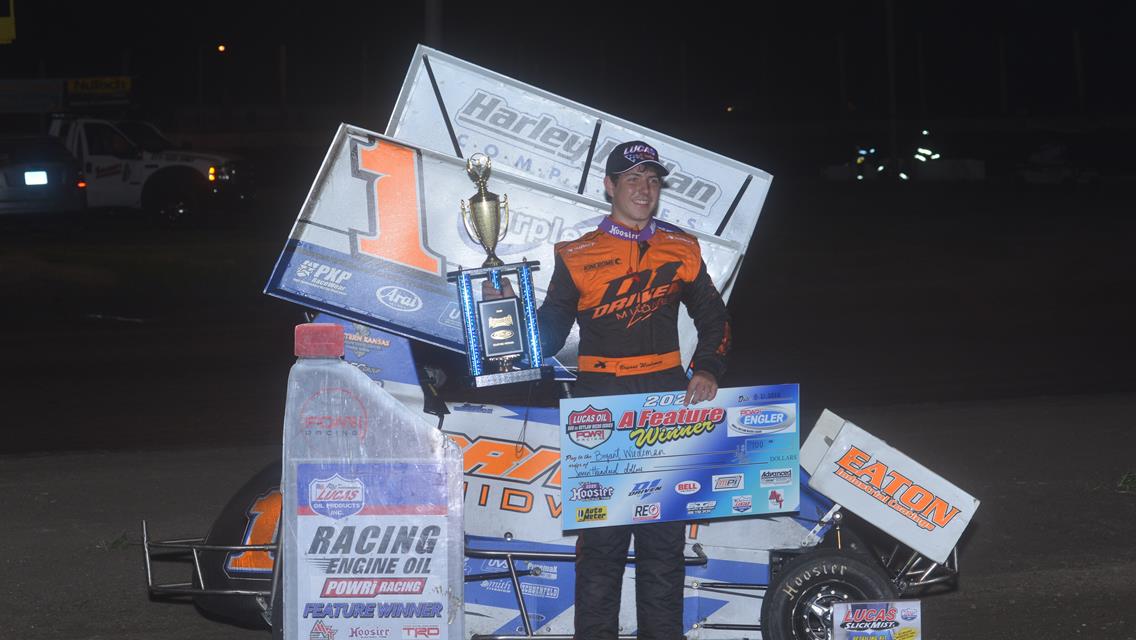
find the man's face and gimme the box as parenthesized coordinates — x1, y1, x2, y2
(605, 164, 662, 228)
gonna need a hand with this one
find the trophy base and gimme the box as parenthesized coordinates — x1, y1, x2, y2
(468, 366, 547, 388)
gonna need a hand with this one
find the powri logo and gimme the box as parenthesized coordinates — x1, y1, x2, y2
(566, 405, 614, 449)
(309, 474, 365, 519)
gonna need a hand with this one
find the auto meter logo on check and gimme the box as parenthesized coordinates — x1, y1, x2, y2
(566, 405, 614, 449)
(727, 404, 796, 437)
(309, 474, 364, 519)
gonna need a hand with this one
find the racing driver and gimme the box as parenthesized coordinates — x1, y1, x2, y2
(538, 140, 731, 640)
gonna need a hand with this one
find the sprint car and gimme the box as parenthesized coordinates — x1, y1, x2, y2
(143, 315, 965, 640)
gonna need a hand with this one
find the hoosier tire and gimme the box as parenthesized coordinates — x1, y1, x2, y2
(760, 549, 897, 640)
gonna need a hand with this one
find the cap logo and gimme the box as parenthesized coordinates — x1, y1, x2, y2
(623, 143, 659, 164)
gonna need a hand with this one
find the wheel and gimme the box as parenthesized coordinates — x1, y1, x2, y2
(760, 549, 897, 640)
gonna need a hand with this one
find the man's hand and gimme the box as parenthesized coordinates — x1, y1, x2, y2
(685, 370, 718, 405)
(482, 277, 516, 300)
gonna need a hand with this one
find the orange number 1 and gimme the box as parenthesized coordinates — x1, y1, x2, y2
(225, 490, 281, 576)
(355, 141, 442, 276)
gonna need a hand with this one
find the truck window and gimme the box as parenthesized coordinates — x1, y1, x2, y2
(84, 122, 135, 157)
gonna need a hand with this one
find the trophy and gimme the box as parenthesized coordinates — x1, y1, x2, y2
(446, 154, 546, 387)
(460, 155, 509, 268)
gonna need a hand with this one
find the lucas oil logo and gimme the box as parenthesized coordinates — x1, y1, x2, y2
(566, 405, 614, 449)
(727, 404, 796, 436)
(309, 474, 365, 519)
(732, 495, 753, 513)
(376, 286, 423, 312)
(295, 259, 353, 294)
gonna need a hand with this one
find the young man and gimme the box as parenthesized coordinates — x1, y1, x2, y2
(538, 140, 731, 640)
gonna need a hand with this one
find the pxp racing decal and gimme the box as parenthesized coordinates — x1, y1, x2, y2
(569, 481, 615, 502)
(616, 406, 724, 448)
(566, 405, 614, 449)
(833, 445, 963, 531)
(300, 388, 368, 441)
(295, 259, 354, 295)
(310, 474, 365, 520)
(727, 404, 796, 436)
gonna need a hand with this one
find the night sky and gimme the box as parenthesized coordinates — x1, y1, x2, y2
(4, 1, 1134, 127)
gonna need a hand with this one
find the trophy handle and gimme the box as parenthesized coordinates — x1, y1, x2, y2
(461, 199, 481, 243)
(497, 194, 510, 242)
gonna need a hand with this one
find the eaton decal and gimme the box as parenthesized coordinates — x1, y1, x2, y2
(376, 286, 423, 313)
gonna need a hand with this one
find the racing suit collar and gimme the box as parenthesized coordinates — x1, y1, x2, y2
(599, 216, 656, 242)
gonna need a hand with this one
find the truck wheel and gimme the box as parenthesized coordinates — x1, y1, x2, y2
(760, 549, 896, 640)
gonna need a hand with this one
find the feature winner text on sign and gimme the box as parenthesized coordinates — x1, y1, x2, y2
(296, 462, 451, 639)
(560, 385, 799, 530)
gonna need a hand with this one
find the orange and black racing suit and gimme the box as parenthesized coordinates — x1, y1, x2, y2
(537, 216, 731, 640)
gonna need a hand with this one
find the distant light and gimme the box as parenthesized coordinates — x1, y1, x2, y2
(922, 129, 929, 136)
(77, 180, 88, 189)
(914, 154, 927, 162)
(857, 174, 864, 180)
(877, 164, 885, 172)
(856, 156, 865, 165)
(917, 147, 933, 155)
(24, 170, 47, 185)
(208, 166, 217, 182)
(858, 149, 867, 156)
(931, 153, 941, 160)
(899, 172, 909, 180)
(726, 105, 734, 113)
(217, 44, 227, 53)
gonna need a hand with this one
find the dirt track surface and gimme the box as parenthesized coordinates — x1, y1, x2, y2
(2, 178, 1134, 638)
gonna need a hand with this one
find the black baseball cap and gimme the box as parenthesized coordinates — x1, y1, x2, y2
(605, 140, 670, 177)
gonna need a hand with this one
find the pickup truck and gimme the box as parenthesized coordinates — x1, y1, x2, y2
(47, 115, 249, 221)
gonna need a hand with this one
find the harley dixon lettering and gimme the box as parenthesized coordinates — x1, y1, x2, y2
(617, 407, 724, 448)
(834, 446, 961, 531)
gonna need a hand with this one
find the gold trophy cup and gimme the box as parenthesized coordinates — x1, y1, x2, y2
(460, 154, 510, 268)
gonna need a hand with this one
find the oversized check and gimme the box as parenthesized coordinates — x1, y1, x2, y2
(559, 384, 800, 531)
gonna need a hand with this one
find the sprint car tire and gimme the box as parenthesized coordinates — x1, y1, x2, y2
(760, 549, 897, 640)
(194, 460, 282, 629)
